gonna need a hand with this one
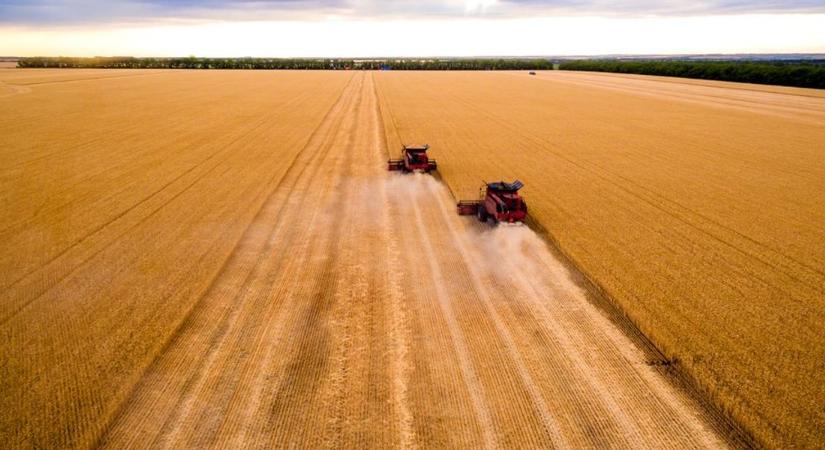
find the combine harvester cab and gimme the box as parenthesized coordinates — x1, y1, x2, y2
(388, 144, 438, 173)
(457, 180, 528, 224)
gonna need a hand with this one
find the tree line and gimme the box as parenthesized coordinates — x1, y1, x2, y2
(19, 57, 824, 88)
(558, 59, 825, 89)
(17, 56, 555, 71)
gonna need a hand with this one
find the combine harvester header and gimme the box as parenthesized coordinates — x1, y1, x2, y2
(458, 180, 528, 224)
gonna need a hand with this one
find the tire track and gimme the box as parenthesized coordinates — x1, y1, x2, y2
(407, 182, 499, 449)
(214, 74, 363, 448)
(372, 71, 417, 449)
(480, 224, 716, 447)
(178, 83, 358, 448)
(415, 176, 572, 448)
(523, 240, 730, 447)
(429, 174, 629, 448)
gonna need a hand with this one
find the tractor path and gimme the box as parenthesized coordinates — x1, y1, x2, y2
(98, 72, 737, 448)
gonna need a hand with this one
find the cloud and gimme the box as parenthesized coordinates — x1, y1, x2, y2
(498, 0, 825, 16)
(0, 0, 351, 24)
(1, 0, 824, 25)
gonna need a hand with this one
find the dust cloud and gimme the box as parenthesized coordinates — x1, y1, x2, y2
(381, 171, 585, 312)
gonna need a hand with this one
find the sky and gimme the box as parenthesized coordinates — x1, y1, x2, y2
(1, 0, 825, 56)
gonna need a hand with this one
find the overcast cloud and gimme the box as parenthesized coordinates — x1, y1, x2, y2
(3, 0, 825, 24)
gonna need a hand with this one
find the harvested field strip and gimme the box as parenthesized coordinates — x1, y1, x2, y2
(391, 173, 731, 448)
(375, 70, 825, 448)
(379, 84, 734, 448)
(0, 71, 352, 448)
(3, 69, 744, 449)
(100, 73, 372, 448)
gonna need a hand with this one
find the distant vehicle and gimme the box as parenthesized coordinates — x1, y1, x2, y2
(529, 71, 537, 75)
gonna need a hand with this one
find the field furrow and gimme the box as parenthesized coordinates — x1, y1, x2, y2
(375, 70, 825, 448)
(0, 70, 352, 449)
(6, 68, 813, 448)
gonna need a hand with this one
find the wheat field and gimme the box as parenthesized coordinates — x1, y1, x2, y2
(1, 69, 351, 447)
(376, 70, 825, 449)
(1, 68, 822, 449)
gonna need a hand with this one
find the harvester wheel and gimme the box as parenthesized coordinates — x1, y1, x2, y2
(477, 207, 488, 223)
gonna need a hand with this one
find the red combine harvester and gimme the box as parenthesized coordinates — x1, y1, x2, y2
(388, 144, 437, 173)
(457, 180, 528, 224)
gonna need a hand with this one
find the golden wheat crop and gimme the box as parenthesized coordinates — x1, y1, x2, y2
(375, 69, 825, 449)
(2, 68, 797, 449)
(0, 69, 353, 448)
